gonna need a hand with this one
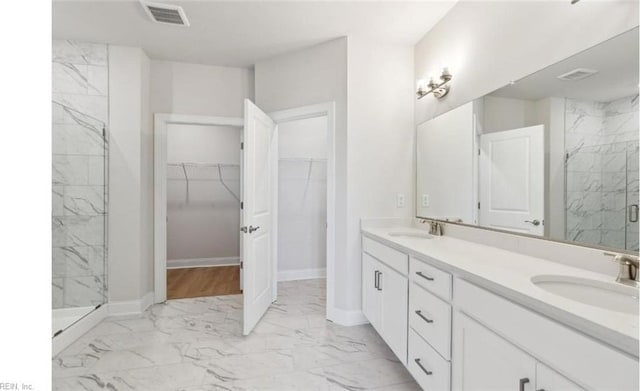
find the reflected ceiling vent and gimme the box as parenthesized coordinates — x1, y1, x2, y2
(556, 68, 599, 81)
(141, 1, 190, 26)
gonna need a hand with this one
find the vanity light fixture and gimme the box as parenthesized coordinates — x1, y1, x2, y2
(417, 67, 453, 99)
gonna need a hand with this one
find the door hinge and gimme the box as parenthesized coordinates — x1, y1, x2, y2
(240, 201, 243, 209)
(478, 149, 480, 156)
(241, 142, 244, 150)
(240, 261, 243, 269)
(478, 202, 480, 209)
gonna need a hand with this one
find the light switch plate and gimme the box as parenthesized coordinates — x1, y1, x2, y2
(396, 193, 405, 208)
(422, 194, 430, 207)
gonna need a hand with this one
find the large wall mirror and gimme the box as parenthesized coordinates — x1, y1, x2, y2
(416, 27, 639, 253)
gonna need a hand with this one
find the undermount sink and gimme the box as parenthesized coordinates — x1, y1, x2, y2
(388, 230, 432, 239)
(531, 275, 639, 315)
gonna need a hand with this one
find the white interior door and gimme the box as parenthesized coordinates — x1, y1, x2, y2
(242, 99, 278, 335)
(479, 125, 544, 235)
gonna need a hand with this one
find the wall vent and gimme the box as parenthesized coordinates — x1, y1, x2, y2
(556, 68, 598, 81)
(141, 1, 190, 26)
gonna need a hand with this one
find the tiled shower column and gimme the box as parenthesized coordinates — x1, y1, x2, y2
(52, 41, 108, 309)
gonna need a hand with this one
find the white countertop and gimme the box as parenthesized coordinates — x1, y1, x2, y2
(362, 226, 639, 358)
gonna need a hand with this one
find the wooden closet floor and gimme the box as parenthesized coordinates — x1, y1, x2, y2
(167, 266, 241, 300)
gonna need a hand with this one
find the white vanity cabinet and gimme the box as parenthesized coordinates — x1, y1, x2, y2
(454, 313, 585, 391)
(362, 238, 408, 364)
(455, 278, 637, 391)
(454, 312, 537, 391)
(361, 233, 639, 391)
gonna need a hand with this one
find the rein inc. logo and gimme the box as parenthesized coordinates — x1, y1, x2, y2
(0, 383, 32, 390)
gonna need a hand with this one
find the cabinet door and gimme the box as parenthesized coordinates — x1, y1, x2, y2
(536, 363, 584, 391)
(454, 313, 536, 391)
(379, 262, 408, 365)
(362, 253, 381, 331)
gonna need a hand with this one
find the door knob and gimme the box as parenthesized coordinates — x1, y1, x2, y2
(240, 226, 247, 233)
(524, 219, 541, 226)
(248, 225, 260, 233)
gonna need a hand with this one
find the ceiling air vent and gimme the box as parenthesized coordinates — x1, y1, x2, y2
(556, 68, 598, 81)
(141, 1, 190, 26)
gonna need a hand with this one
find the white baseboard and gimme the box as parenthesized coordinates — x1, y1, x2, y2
(328, 308, 368, 326)
(108, 291, 155, 318)
(277, 267, 326, 282)
(52, 305, 108, 356)
(167, 256, 240, 269)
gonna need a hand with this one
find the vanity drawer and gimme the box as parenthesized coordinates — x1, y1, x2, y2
(410, 256, 452, 300)
(362, 236, 408, 275)
(408, 328, 451, 391)
(410, 282, 452, 360)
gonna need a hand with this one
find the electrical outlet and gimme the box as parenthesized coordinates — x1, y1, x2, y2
(422, 194, 430, 207)
(396, 193, 405, 208)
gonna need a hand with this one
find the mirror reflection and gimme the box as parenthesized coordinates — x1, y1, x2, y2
(416, 27, 639, 252)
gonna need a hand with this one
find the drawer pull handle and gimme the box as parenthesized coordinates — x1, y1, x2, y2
(416, 271, 434, 281)
(415, 310, 434, 323)
(536, 389, 545, 391)
(377, 272, 382, 291)
(519, 378, 529, 391)
(374, 270, 379, 289)
(414, 358, 432, 375)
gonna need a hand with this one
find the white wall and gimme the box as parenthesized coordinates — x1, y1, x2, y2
(166, 124, 241, 263)
(279, 117, 327, 159)
(536, 97, 566, 240)
(256, 37, 415, 319)
(346, 37, 415, 312)
(482, 96, 538, 133)
(415, 1, 639, 124)
(278, 117, 328, 278)
(150, 60, 254, 117)
(416, 102, 475, 223)
(108, 45, 153, 302)
(254, 38, 350, 316)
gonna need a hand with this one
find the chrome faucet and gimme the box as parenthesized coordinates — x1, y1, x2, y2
(606, 252, 640, 286)
(420, 219, 443, 236)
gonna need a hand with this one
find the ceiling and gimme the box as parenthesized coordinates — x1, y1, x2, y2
(52, 0, 457, 68)
(491, 27, 639, 103)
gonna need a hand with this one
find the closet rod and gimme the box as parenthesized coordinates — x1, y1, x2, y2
(167, 162, 240, 168)
(278, 158, 327, 162)
(169, 162, 240, 204)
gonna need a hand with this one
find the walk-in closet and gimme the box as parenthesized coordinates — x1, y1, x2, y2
(166, 123, 242, 299)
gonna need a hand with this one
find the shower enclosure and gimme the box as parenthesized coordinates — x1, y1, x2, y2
(52, 40, 109, 336)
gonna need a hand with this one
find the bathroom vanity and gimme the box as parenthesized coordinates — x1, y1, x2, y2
(361, 225, 639, 390)
(375, 26, 640, 390)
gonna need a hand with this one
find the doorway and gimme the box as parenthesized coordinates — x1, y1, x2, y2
(154, 114, 244, 303)
(154, 102, 336, 335)
(165, 123, 243, 299)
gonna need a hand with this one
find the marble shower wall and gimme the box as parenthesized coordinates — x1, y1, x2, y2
(52, 40, 109, 309)
(565, 95, 639, 250)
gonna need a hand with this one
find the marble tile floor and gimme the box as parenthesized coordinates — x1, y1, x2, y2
(53, 279, 419, 390)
